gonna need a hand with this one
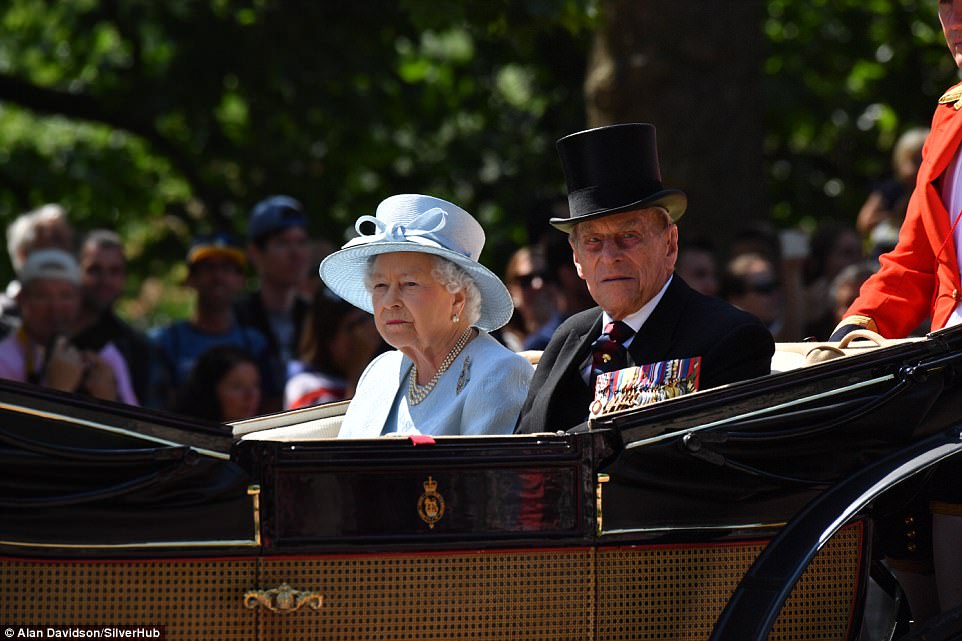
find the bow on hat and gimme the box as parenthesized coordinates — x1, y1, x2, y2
(318, 193, 514, 331)
(345, 207, 471, 258)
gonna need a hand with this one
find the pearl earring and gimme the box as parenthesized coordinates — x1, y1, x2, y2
(452, 313, 460, 323)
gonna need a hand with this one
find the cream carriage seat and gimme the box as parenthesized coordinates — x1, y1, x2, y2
(233, 400, 350, 441)
(770, 329, 923, 373)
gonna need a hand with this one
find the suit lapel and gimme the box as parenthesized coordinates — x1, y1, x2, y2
(538, 312, 601, 418)
(548, 313, 602, 389)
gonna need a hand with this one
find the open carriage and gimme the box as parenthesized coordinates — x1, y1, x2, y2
(3, 326, 962, 640)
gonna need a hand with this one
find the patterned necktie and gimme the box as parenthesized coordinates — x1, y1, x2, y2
(590, 320, 635, 381)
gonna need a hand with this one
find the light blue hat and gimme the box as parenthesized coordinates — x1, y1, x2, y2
(319, 194, 513, 332)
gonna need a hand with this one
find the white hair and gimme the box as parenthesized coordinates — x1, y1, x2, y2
(364, 253, 482, 326)
(430, 256, 482, 326)
(6, 204, 70, 271)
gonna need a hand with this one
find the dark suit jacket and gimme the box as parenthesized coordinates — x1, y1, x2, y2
(515, 275, 775, 434)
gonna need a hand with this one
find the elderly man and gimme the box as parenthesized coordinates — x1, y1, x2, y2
(516, 123, 775, 434)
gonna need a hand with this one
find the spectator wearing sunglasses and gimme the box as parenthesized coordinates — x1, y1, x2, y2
(501, 245, 563, 351)
(721, 252, 789, 340)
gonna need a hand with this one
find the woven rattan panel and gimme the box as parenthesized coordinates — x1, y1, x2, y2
(596, 524, 863, 641)
(1, 558, 258, 640)
(1, 527, 861, 640)
(769, 524, 862, 640)
(256, 549, 594, 640)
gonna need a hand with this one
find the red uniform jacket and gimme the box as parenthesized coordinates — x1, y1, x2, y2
(842, 83, 962, 337)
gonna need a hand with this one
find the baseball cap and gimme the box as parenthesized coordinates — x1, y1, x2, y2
(19, 249, 81, 286)
(187, 232, 246, 268)
(248, 195, 307, 241)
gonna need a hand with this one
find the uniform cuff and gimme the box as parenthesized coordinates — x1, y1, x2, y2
(829, 315, 877, 341)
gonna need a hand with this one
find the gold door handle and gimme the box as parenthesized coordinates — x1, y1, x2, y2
(243, 583, 323, 613)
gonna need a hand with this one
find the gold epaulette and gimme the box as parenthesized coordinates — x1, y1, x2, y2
(939, 85, 962, 110)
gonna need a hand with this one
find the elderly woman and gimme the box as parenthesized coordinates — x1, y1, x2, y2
(319, 194, 533, 437)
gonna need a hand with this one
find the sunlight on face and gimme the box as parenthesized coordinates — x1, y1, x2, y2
(570, 209, 678, 320)
(940, 0, 962, 71)
(368, 252, 460, 353)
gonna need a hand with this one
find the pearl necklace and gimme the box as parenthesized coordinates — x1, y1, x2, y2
(407, 328, 475, 405)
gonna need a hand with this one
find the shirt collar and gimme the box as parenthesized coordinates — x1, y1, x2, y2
(601, 274, 673, 337)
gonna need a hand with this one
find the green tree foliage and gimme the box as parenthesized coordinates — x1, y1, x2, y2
(765, 0, 953, 227)
(0, 0, 593, 324)
(0, 0, 956, 325)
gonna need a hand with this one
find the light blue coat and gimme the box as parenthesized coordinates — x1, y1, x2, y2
(338, 332, 534, 438)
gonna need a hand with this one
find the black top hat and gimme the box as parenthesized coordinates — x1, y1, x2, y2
(550, 123, 687, 232)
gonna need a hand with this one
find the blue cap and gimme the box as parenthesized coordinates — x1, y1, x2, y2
(248, 195, 307, 241)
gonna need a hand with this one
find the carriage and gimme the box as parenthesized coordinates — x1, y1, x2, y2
(4, 326, 962, 640)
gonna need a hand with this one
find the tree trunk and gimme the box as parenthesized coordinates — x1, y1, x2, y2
(585, 0, 766, 255)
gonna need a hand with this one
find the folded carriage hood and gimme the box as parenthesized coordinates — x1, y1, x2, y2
(0, 381, 257, 555)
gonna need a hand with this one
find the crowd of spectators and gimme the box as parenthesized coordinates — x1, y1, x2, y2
(0, 197, 380, 428)
(0, 175, 915, 426)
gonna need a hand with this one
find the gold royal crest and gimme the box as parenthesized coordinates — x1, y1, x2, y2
(417, 476, 446, 529)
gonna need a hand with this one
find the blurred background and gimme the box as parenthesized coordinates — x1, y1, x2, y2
(0, 0, 953, 326)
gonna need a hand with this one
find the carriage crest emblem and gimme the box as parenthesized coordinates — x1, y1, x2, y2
(417, 476, 446, 528)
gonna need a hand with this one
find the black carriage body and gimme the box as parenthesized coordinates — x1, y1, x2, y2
(232, 432, 607, 551)
(4, 327, 962, 639)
